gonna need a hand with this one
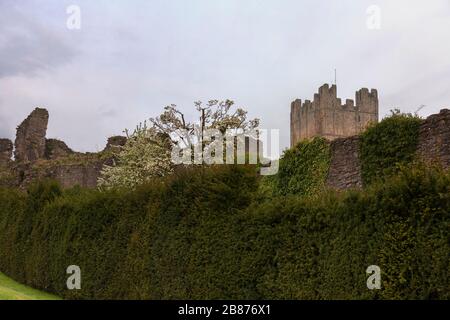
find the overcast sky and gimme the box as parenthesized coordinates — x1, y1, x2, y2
(1, 0, 449, 152)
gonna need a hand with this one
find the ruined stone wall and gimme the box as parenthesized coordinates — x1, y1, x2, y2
(14, 108, 49, 162)
(53, 164, 104, 188)
(0, 139, 13, 166)
(417, 109, 450, 169)
(326, 136, 362, 190)
(104, 136, 127, 151)
(325, 109, 450, 190)
(20, 160, 109, 189)
(45, 139, 75, 160)
(0, 107, 127, 189)
(290, 84, 378, 147)
(2, 106, 449, 191)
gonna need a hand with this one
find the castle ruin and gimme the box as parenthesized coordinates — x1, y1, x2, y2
(0, 97, 449, 191)
(0, 108, 127, 189)
(290, 84, 379, 146)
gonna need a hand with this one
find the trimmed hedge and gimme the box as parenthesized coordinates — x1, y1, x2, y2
(0, 163, 449, 299)
(359, 111, 422, 186)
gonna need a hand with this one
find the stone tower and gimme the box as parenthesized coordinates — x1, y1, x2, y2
(290, 84, 378, 147)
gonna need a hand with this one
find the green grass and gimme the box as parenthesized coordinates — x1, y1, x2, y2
(0, 272, 60, 300)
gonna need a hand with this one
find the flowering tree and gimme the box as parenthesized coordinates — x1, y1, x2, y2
(150, 100, 260, 162)
(98, 100, 260, 189)
(97, 122, 173, 190)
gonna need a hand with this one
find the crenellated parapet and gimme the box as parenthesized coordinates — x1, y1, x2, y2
(356, 88, 378, 114)
(290, 84, 379, 146)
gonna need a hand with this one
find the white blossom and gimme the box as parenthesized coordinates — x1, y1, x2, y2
(98, 122, 173, 190)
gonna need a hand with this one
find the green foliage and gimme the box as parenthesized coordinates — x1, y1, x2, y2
(0, 168, 15, 187)
(359, 111, 422, 185)
(26, 179, 62, 212)
(261, 137, 331, 197)
(0, 163, 449, 299)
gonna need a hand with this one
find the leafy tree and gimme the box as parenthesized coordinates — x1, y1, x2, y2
(150, 100, 260, 156)
(98, 122, 173, 190)
(98, 100, 259, 189)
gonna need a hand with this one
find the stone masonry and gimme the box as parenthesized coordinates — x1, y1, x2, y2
(45, 139, 75, 160)
(326, 136, 363, 190)
(0, 107, 126, 189)
(0, 138, 13, 168)
(291, 84, 378, 146)
(14, 108, 49, 162)
(417, 109, 450, 169)
(0, 139, 13, 164)
(19, 161, 108, 189)
(325, 108, 450, 190)
(104, 136, 128, 151)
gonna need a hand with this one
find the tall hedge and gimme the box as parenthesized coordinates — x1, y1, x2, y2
(0, 163, 449, 299)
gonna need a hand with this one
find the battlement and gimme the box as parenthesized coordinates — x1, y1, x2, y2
(356, 88, 378, 113)
(291, 84, 379, 146)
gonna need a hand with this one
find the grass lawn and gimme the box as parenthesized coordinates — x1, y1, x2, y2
(0, 272, 60, 300)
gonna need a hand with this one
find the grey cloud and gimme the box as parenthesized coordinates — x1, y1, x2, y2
(382, 67, 450, 114)
(0, 116, 11, 138)
(98, 106, 119, 118)
(0, 0, 450, 152)
(0, 4, 77, 78)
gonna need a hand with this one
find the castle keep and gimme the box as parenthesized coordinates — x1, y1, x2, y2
(290, 84, 379, 146)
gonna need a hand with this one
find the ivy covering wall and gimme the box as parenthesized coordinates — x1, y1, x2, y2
(359, 111, 422, 186)
(261, 137, 331, 197)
